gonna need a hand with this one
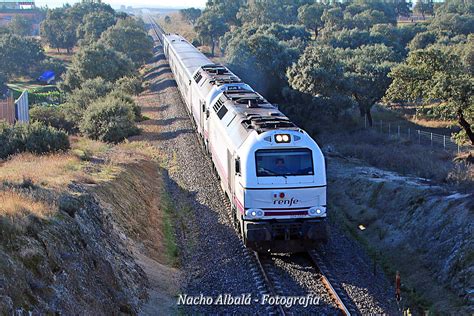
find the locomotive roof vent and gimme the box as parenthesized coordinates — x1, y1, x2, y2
(241, 114, 297, 132)
(247, 99, 259, 108)
(201, 64, 231, 75)
(210, 76, 241, 86)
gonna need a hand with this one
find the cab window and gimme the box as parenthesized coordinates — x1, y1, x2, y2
(255, 149, 314, 177)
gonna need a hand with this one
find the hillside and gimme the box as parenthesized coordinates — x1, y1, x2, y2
(0, 139, 179, 314)
(327, 153, 473, 313)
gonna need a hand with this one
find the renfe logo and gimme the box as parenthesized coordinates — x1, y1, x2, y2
(273, 197, 299, 207)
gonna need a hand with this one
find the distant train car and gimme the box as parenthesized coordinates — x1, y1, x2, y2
(162, 32, 327, 253)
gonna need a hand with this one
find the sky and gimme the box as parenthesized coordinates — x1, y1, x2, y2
(35, 0, 206, 9)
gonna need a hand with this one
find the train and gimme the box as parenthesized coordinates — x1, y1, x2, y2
(160, 30, 328, 253)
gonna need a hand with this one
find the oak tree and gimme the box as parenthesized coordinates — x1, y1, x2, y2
(387, 46, 474, 144)
(195, 9, 228, 56)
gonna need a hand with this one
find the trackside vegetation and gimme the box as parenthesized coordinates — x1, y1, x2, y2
(0, 121, 70, 159)
(0, 1, 153, 159)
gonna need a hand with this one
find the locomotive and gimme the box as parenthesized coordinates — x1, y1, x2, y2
(161, 33, 328, 253)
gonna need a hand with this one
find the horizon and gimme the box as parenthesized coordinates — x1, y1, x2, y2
(34, 0, 206, 9)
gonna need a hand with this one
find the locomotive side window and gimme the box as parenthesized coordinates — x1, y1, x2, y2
(255, 149, 314, 177)
(235, 157, 241, 175)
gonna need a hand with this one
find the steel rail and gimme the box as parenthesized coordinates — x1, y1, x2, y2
(254, 252, 288, 316)
(308, 250, 356, 316)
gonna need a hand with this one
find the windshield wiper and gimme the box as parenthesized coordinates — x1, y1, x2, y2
(262, 168, 287, 178)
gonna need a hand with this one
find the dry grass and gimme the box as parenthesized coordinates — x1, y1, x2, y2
(322, 129, 473, 191)
(409, 117, 457, 129)
(155, 12, 197, 42)
(70, 136, 112, 159)
(116, 140, 161, 162)
(0, 153, 83, 189)
(447, 160, 474, 186)
(0, 191, 54, 242)
(0, 138, 161, 191)
(44, 46, 76, 65)
(0, 191, 52, 219)
(375, 104, 458, 133)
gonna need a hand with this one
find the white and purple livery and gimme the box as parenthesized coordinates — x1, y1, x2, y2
(162, 33, 328, 252)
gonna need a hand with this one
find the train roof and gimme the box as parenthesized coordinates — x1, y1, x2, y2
(164, 33, 302, 149)
(193, 64, 297, 133)
(165, 34, 210, 76)
(211, 86, 303, 150)
(216, 89, 298, 134)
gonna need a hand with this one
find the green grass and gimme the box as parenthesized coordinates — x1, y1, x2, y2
(7, 82, 57, 94)
(160, 187, 180, 267)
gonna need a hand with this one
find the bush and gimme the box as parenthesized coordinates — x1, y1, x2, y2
(62, 43, 134, 91)
(68, 77, 113, 110)
(108, 90, 141, 119)
(61, 102, 83, 131)
(0, 121, 23, 158)
(28, 90, 62, 105)
(29, 106, 76, 133)
(408, 31, 437, 50)
(80, 94, 139, 143)
(115, 76, 143, 95)
(0, 121, 70, 159)
(21, 122, 70, 154)
(60, 77, 114, 131)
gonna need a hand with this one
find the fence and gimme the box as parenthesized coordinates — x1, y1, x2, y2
(0, 90, 29, 124)
(0, 93, 15, 124)
(365, 118, 472, 153)
(15, 90, 29, 123)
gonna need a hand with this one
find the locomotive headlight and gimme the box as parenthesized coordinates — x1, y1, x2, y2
(275, 134, 291, 143)
(245, 209, 264, 218)
(308, 206, 326, 217)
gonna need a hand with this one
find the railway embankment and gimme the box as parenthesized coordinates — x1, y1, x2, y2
(327, 153, 473, 313)
(0, 140, 179, 314)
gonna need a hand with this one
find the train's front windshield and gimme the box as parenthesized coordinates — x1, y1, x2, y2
(255, 149, 314, 177)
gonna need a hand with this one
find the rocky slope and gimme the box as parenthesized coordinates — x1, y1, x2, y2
(0, 146, 177, 315)
(327, 153, 473, 313)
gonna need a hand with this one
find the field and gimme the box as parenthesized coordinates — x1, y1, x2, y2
(154, 12, 197, 43)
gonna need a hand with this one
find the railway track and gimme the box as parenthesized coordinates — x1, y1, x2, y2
(308, 250, 358, 315)
(256, 251, 357, 316)
(148, 17, 357, 315)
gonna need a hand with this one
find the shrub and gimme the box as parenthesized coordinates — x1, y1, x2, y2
(408, 31, 437, 50)
(0, 121, 23, 158)
(0, 121, 70, 159)
(29, 106, 76, 134)
(68, 77, 113, 110)
(22, 122, 70, 154)
(108, 90, 141, 119)
(80, 94, 139, 143)
(61, 102, 83, 131)
(115, 76, 143, 95)
(62, 43, 134, 91)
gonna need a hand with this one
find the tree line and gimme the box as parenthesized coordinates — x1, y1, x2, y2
(186, 0, 473, 144)
(0, 0, 154, 159)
